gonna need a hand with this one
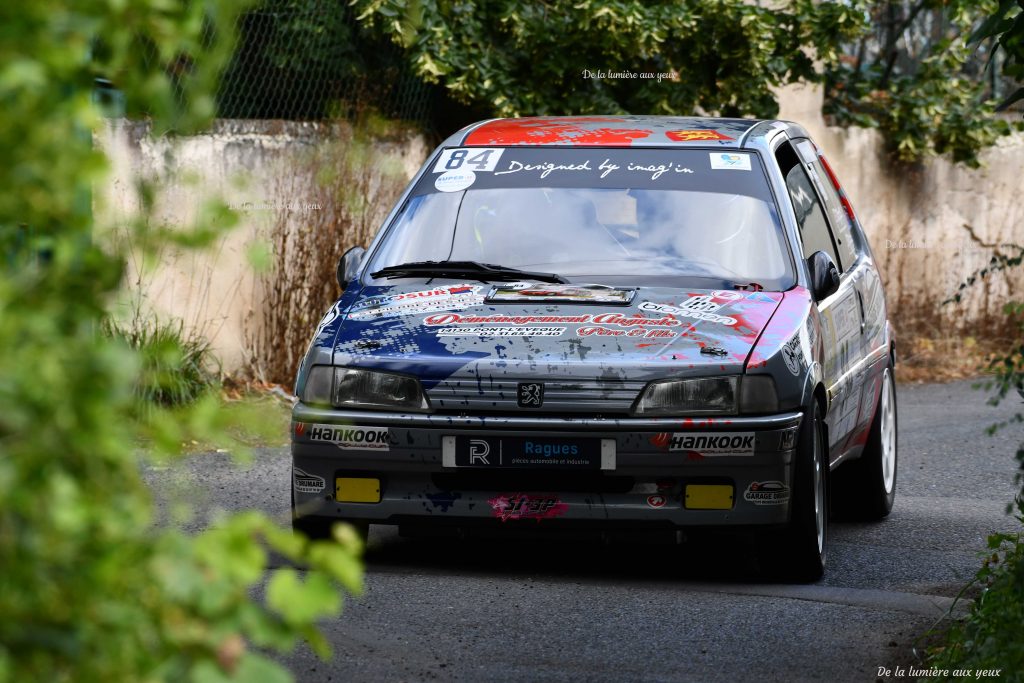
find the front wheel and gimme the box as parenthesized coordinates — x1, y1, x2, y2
(757, 401, 828, 582)
(834, 367, 898, 520)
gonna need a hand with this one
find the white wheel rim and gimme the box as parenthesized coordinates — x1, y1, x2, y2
(813, 419, 825, 554)
(880, 370, 896, 494)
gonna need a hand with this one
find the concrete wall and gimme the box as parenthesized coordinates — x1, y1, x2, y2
(97, 119, 429, 372)
(99, 103, 1023, 374)
(777, 83, 1024, 334)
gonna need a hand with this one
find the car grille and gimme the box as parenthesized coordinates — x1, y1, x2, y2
(425, 377, 646, 414)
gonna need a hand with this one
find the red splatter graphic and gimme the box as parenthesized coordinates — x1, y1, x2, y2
(649, 433, 671, 449)
(294, 422, 306, 437)
(665, 129, 734, 142)
(488, 493, 568, 521)
(465, 118, 653, 146)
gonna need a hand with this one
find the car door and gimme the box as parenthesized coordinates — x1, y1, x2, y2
(798, 141, 890, 453)
(775, 139, 863, 462)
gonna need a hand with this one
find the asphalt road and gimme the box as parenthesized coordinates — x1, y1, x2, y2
(149, 379, 1023, 682)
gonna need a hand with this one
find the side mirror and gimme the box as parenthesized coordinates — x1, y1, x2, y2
(337, 246, 366, 291)
(807, 250, 840, 302)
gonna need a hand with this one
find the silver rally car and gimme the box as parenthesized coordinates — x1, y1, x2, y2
(291, 116, 897, 580)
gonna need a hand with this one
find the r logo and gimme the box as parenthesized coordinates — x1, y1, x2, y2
(517, 382, 544, 408)
(469, 439, 491, 465)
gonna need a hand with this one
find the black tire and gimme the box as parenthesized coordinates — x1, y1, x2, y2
(833, 366, 898, 521)
(757, 400, 828, 582)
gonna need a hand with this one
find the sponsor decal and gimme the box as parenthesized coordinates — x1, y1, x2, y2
(436, 326, 565, 337)
(743, 481, 790, 506)
(487, 284, 635, 304)
(646, 494, 667, 508)
(665, 129, 734, 142)
(781, 336, 802, 376)
(434, 169, 476, 192)
(709, 153, 752, 171)
(307, 424, 390, 451)
(669, 432, 756, 456)
(293, 467, 325, 494)
(425, 313, 589, 325)
(294, 422, 306, 437)
(577, 325, 675, 338)
(488, 493, 568, 521)
(349, 285, 483, 320)
(433, 147, 505, 173)
(638, 300, 736, 326)
(517, 382, 544, 408)
(710, 290, 746, 302)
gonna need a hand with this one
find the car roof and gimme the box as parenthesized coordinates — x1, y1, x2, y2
(452, 115, 808, 149)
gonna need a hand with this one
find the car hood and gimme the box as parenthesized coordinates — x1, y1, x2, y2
(330, 282, 784, 385)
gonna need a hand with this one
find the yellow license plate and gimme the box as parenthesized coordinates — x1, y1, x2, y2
(684, 484, 734, 510)
(335, 477, 381, 503)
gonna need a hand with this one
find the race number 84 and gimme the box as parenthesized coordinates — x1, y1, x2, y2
(432, 147, 504, 173)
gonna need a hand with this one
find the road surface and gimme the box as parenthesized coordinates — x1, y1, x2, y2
(149, 379, 1022, 682)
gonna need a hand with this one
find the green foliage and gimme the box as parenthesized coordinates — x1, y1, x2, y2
(928, 504, 1024, 680)
(971, 0, 1024, 113)
(0, 1, 362, 681)
(825, 1, 1020, 168)
(104, 316, 220, 407)
(353, 0, 866, 119)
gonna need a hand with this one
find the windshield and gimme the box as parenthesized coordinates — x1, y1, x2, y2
(367, 147, 794, 289)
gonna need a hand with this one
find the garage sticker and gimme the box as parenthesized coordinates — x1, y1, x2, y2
(743, 481, 790, 505)
(293, 467, 325, 493)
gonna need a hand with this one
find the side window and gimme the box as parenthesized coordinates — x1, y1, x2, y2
(775, 142, 840, 268)
(795, 141, 857, 269)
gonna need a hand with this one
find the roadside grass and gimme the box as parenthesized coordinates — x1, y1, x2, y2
(925, 504, 1024, 681)
(898, 334, 1010, 383)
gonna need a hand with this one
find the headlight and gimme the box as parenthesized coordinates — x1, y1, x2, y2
(302, 367, 430, 412)
(633, 376, 780, 416)
(633, 377, 738, 416)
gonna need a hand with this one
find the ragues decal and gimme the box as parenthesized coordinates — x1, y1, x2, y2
(307, 424, 390, 451)
(488, 493, 568, 521)
(669, 432, 756, 456)
(743, 481, 790, 506)
(487, 284, 636, 304)
(293, 467, 325, 494)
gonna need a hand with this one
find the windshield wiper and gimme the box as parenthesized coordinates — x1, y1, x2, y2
(370, 260, 569, 284)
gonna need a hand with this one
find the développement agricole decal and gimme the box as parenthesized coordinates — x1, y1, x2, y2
(307, 424, 390, 451)
(669, 432, 756, 455)
(436, 326, 566, 337)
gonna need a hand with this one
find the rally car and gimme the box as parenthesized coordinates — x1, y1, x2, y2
(290, 116, 898, 581)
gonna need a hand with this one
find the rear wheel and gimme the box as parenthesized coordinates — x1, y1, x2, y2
(757, 401, 828, 582)
(833, 367, 897, 520)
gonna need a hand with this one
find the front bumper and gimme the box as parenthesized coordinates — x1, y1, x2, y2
(290, 405, 803, 528)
